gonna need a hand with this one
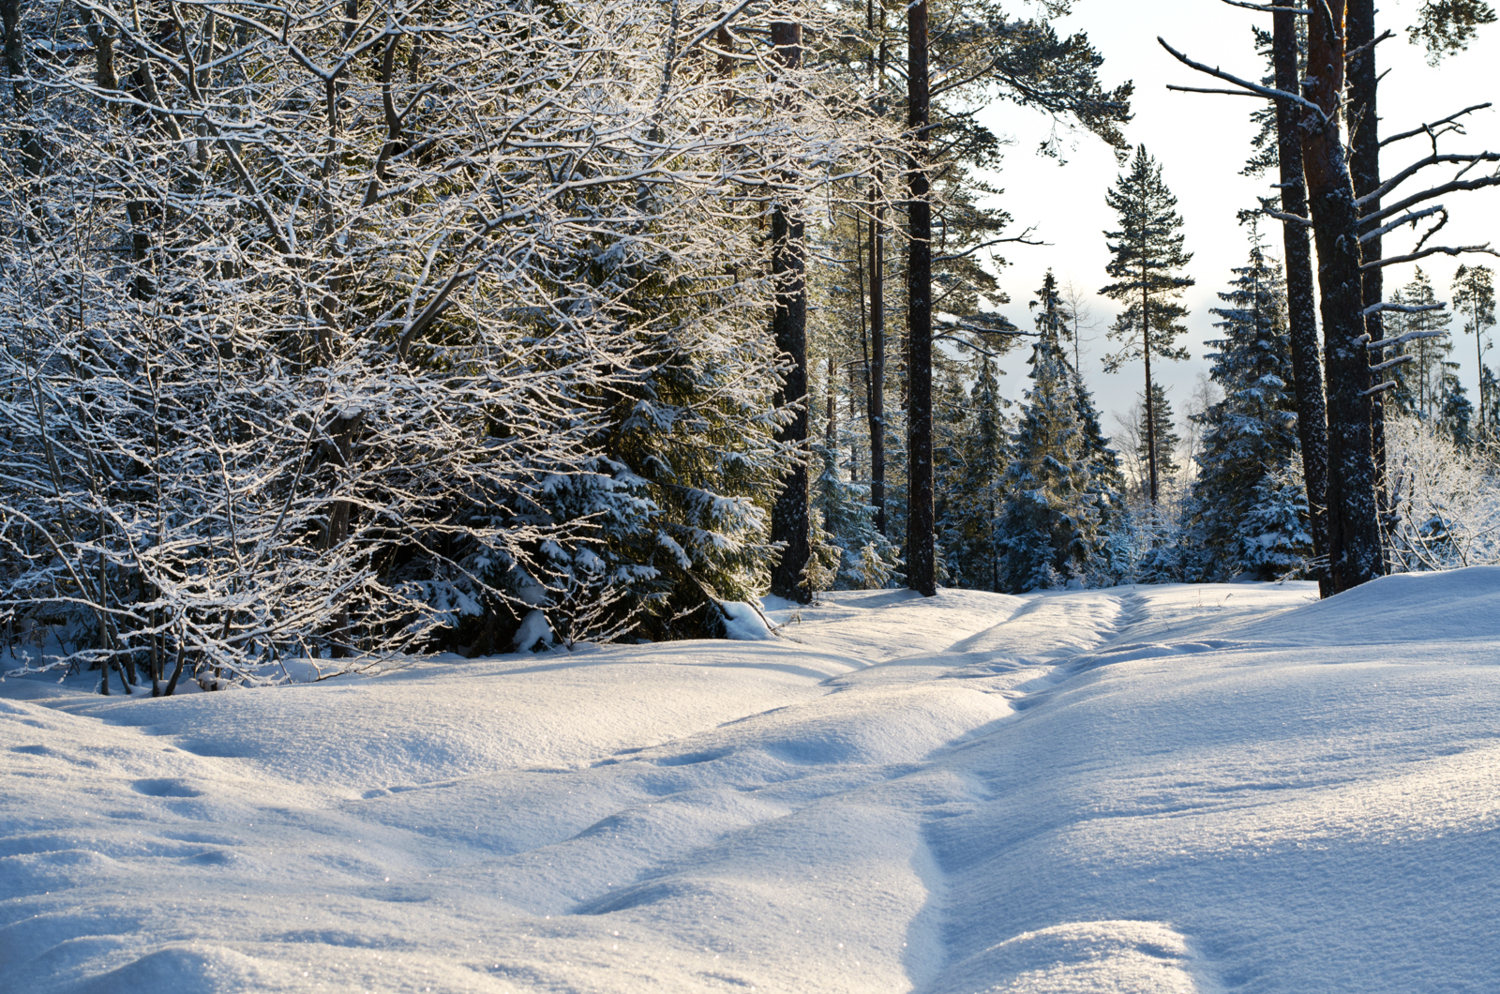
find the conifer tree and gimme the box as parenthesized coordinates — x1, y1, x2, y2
(997, 272, 1105, 591)
(1439, 369, 1475, 447)
(1452, 264, 1496, 434)
(1189, 242, 1306, 579)
(1135, 384, 1182, 486)
(1101, 145, 1194, 503)
(940, 351, 1008, 591)
(1391, 269, 1454, 420)
(1483, 366, 1500, 437)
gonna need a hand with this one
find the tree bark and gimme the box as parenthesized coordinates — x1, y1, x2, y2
(1301, 0, 1386, 592)
(868, 174, 887, 536)
(1142, 261, 1159, 503)
(905, 0, 936, 596)
(1348, 0, 1389, 530)
(1273, 0, 1332, 597)
(3, 0, 44, 217)
(768, 20, 811, 603)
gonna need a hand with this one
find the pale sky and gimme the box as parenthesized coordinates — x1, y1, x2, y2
(973, 0, 1500, 440)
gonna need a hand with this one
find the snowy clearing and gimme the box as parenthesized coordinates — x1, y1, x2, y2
(4, 571, 1500, 993)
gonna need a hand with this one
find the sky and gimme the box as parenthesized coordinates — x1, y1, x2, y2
(973, 0, 1500, 440)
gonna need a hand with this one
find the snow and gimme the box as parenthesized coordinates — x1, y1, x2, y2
(5, 572, 1500, 993)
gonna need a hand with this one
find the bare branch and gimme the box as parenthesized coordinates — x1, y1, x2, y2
(1363, 244, 1500, 269)
(1361, 205, 1445, 242)
(1157, 36, 1326, 120)
(1382, 104, 1493, 148)
(1365, 323, 1448, 342)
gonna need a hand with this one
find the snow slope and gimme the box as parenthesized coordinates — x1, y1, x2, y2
(3, 573, 1499, 993)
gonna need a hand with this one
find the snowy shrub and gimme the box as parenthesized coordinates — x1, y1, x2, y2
(0, 0, 898, 685)
(1386, 416, 1500, 571)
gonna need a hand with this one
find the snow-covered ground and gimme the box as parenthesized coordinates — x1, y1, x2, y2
(4, 571, 1499, 993)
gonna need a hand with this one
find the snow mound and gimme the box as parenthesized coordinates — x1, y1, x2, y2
(932, 920, 1207, 994)
(4, 580, 1499, 993)
(1222, 565, 1500, 646)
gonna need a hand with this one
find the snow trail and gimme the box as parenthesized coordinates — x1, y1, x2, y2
(6, 575, 1500, 993)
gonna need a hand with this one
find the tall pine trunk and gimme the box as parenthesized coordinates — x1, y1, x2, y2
(768, 20, 811, 603)
(905, 0, 936, 596)
(1142, 260, 1160, 503)
(1348, 0, 1389, 529)
(868, 175, 887, 536)
(1301, 0, 1385, 592)
(1273, 0, 1333, 597)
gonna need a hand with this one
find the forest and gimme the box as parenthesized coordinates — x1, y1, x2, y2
(3, 0, 1500, 693)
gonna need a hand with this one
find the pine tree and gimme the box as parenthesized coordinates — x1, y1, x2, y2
(1452, 264, 1496, 435)
(1101, 145, 1195, 504)
(1391, 269, 1453, 420)
(1189, 241, 1307, 580)
(997, 273, 1105, 591)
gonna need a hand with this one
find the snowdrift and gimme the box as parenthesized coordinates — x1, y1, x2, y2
(3, 572, 1499, 993)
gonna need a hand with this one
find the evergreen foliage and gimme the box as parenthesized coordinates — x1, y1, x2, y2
(938, 352, 1009, 591)
(1386, 269, 1454, 420)
(1188, 241, 1309, 580)
(1451, 264, 1496, 433)
(1100, 145, 1194, 503)
(995, 272, 1118, 591)
(1136, 384, 1183, 485)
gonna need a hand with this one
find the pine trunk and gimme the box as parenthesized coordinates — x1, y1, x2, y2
(868, 178, 887, 537)
(905, 0, 936, 596)
(1142, 271, 1159, 504)
(1348, 0, 1389, 526)
(1273, 0, 1333, 597)
(1301, 0, 1385, 592)
(769, 20, 811, 603)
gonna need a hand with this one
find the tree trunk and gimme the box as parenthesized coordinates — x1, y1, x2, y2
(3, 0, 44, 229)
(1348, 0, 1389, 531)
(905, 0, 936, 596)
(1301, 0, 1385, 593)
(826, 355, 837, 449)
(868, 176, 887, 536)
(1142, 266, 1159, 503)
(768, 20, 811, 603)
(1273, 0, 1332, 597)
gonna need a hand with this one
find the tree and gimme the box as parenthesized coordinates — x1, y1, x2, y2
(1190, 241, 1305, 580)
(997, 274, 1105, 591)
(1389, 269, 1455, 419)
(1245, 9, 1332, 596)
(0, 0, 897, 682)
(1409, 1, 1498, 63)
(938, 351, 1007, 591)
(1439, 366, 1476, 446)
(1136, 384, 1182, 487)
(1100, 145, 1194, 505)
(1452, 265, 1496, 434)
(887, 0, 1131, 596)
(769, 19, 812, 604)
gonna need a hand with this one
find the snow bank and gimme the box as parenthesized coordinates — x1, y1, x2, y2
(4, 574, 1499, 993)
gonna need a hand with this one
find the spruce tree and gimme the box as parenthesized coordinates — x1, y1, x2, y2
(1439, 368, 1475, 447)
(1189, 242, 1306, 580)
(1136, 383, 1182, 485)
(1100, 145, 1195, 503)
(997, 273, 1104, 591)
(938, 352, 1008, 591)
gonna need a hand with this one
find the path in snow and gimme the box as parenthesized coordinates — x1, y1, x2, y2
(3, 574, 1499, 993)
